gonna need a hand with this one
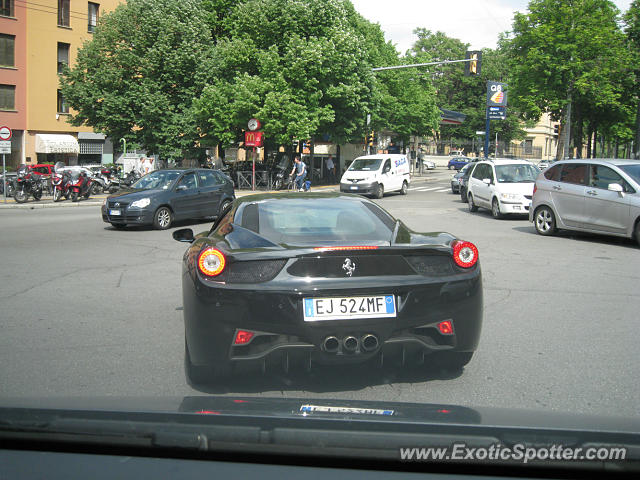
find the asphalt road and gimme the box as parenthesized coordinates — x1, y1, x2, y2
(1, 170, 639, 418)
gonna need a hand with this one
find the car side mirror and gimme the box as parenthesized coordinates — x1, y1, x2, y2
(482, 178, 491, 185)
(608, 183, 623, 193)
(175, 185, 187, 192)
(173, 228, 194, 243)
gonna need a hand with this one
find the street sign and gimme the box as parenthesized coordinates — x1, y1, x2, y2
(245, 131, 263, 147)
(476, 131, 486, 135)
(488, 106, 507, 120)
(487, 82, 507, 107)
(0, 140, 10, 153)
(0, 126, 11, 141)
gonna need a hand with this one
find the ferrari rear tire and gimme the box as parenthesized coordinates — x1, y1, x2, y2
(433, 351, 474, 370)
(184, 339, 230, 385)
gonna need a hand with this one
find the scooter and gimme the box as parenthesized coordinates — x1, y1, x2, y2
(69, 171, 93, 202)
(98, 167, 121, 193)
(51, 171, 72, 202)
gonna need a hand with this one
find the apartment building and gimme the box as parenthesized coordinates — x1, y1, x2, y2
(0, 0, 121, 169)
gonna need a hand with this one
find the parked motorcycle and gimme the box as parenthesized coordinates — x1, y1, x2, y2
(97, 166, 121, 193)
(13, 165, 43, 203)
(122, 170, 141, 187)
(0, 174, 16, 197)
(69, 170, 93, 202)
(51, 163, 73, 202)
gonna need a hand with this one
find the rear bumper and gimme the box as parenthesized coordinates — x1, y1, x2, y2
(183, 265, 483, 369)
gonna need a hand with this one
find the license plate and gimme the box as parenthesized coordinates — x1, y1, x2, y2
(350, 186, 358, 190)
(303, 295, 396, 321)
(109, 209, 121, 216)
(513, 205, 521, 210)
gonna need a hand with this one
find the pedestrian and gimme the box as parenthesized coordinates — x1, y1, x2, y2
(290, 156, 307, 191)
(326, 155, 335, 184)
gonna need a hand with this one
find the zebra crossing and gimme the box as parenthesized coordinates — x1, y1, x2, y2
(408, 183, 452, 193)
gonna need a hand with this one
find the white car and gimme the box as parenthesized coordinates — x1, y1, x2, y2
(340, 154, 411, 198)
(418, 158, 436, 170)
(466, 159, 541, 219)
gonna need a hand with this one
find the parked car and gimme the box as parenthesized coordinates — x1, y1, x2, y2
(451, 163, 472, 194)
(529, 159, 640, 246)
(538, 160, 553, 170)
(102, 168, 235, 230)
(466, 159, 541, 218)
(340, 154, 411, 198)
(447, 156, 471, 170)
(459, 163, 475, 203)
(173, 192, 482, 383)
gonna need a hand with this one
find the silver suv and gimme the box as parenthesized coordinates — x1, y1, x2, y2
(529, 159, 640, 246)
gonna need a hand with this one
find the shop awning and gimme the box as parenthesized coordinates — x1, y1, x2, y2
(35, 134, 80, 154)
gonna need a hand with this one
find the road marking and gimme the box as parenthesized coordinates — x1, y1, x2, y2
(436, 189, 450, 193)
(414, 187, 441, 191)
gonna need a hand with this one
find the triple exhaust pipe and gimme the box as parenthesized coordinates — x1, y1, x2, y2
(322, 334, 379, 354)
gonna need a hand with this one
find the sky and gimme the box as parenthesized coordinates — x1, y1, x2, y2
(350, 0, 634, 54)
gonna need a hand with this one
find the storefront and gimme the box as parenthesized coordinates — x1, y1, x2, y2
(34, 133, 79, 165)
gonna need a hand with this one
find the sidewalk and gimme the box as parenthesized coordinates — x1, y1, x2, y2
(0, 173, 446, 209)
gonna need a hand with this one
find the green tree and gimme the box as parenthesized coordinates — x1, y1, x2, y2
(502, 0, 631, 159)
(624, 0, 640, 158)
(60, 0, 214, 160)
(407, 30, 526, 154)
(193, 0, 378, 149)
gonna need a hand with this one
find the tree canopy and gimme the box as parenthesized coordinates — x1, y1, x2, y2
(501, 0, 632, 158)
(61, 0, 443, 157)
(60, 0, 213, 159)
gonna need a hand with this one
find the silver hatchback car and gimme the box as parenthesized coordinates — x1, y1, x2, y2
(529, 159, 640, 246)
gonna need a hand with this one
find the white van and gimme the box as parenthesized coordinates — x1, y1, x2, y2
(340, 154, 411, 198)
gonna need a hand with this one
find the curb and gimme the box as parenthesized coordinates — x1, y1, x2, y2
(0, 176, 446, 209)
(0, 201, 103, 209)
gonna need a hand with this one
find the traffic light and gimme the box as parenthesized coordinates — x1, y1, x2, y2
(369, 131, 375, 147)
(553, 124, 559, 135)
(465, 51, 482, 76)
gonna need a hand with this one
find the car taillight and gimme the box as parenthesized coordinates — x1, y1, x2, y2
(451, 240, 478, 268)
(233, 330, 254, 345)
(197, 247, 226, 276)
(438, 320, 454, 335)
(533, 184, 537, 196)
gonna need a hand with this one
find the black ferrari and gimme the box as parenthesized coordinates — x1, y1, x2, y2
(173, 192, 483, 384)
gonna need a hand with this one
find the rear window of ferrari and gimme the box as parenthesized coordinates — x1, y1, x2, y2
(240, 198, 395, 245)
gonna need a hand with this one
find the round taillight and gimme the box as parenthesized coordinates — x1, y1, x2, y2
(452, 240, 478, 268)
(197, 247, 226, 276)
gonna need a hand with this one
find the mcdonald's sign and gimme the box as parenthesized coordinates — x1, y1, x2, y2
(245, 131, 263, 147)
